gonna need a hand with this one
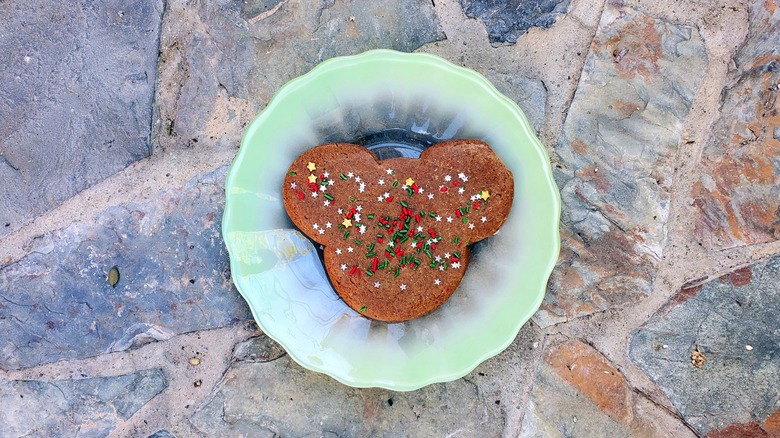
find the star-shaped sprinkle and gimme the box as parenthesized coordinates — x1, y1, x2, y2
(355, 176, 361, 182)
(318, 229, 325, 234)
(342, 218, 352, 228)
(313, 223, 319, 229)
(458, 187, 465, 194)
(435, 255, 442, 262)
(307, 174, 317, 183)
(336, 248, 342, 255)
(323, 171, 329, 178)
(388, 241, 395, 248)
(325, 222, 332, 228)
(324, 200, 330, 207)
(359, 225, 367, 234)
(377, 196, 383, 202)
(416, 226, 423, 232)
(290, 182, 297, 189)
(359, 183, 365, 193)
(427, 193, 434, 200)
(347, 171, 354, 178)
(439, 265, 445, 271)
(401, 184, 408, 190)
(400, 284, 407, 290)
(340, 264, 347, 271)
(328, 179, 335, 186)
(452, 262, 461, 269)
(446, 216, 453, 223)
(434, 279, 441, 285)
(378, 179, 385, 186)
(319, 185, 327, 192)
(347, 246, 354, 253)
(354, 213, 361, 222)
(418, 187, 424, 193)
(307, 162, 316, 171)
(480, 190, 490, 200)
(444, 175, 452, 182)
(374, 282, 381, 288)
(337, 208, 344, 214)
(444, 253, 451, 258)
(383, 192, 390, 199)
(311, 192, 318, 198)
(481, 216, 487, 223)
(386, 168, 393, 175)
(405, 177, 415, 186)
(458, 172, 468, 181)
(469, 223, 475, 229)
(435, 215, 442, 222)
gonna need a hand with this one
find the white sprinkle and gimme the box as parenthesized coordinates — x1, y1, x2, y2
(401, 184, 408, 190)
(388, 241, 395, 247)
(356, 205, 363, 211)
(325, 222, 332, 228)
(328, 179, 335, 186)
(439, 265, 445, 271)
(318, 229, 325, 234)
(446, 216, 453, 223)
(435, 215, 442, 222)
(313, 224, 320, 230)
(374, 282, 381, 288)
(444, 175, 452, 182)
(323, 171, 329, 178)
(662, 344, 668, 349)
(323, 200, 330, 206)
(746, 345, 754, 351)
(354, 213, 361, 222)
(359, 225, 367, 234)
(452, 262, 461, 269)
(444, 253, 451, 258)
(347, 171, 354, 178)
(319, 185, 327, 192)
(458, 172, 468, 181)
(340, 264, 347, 270)
(435, 256, 442, 262)
(359, 184, 365, 193)
(428, 193, 434, 200)
(386, 168, 393, 174)
(417, 226, 424, 232)
(311, 192, 318, 198)
(383, 192, 390, 199)
(400, 284, 407, 290)
(434, 278, 441, 285)
(338, 208, 344, 214)
(378, 179, 385, 186)
(410, 240, 417, 248)
(377, 196, 383, 202)
(347, 247, 354, 253)
(468, 223, 475, 229)
(336, 248, 342, 255)
(481, 216, 487, 223)
(355, 176, 361, 182)
(290, 182, 297, 189)
(418, 187, 424, 193)
(458, 187, 465, 194)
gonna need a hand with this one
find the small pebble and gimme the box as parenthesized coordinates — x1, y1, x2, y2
(194, 379, 202, 387)
(745, 345, 753, 351)
(189, 357, 201, 366)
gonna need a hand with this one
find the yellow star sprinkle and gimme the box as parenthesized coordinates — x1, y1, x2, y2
(480, 190, 490, 200)
(306, 162, 316, 172)
(341, 218, 352, 228)
(405, 177, 415, 186)
(307, 174, 317, 183)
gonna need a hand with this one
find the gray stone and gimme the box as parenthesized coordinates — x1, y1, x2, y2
(692, 0, 780, 249)
(147, 430, 177, 438)
(629, 255, 780, 435)
(0, 166, 252, 370)
(0, 0, 164, 237)
(231, 334, 287, 363)
(461, 0, 570, 44)
(154, 0, 446, 151)
(484, 71, 547, 133)
(536, 2, 708, 327)
(189, 356, 504, 437)
(0, 368, 167, 438)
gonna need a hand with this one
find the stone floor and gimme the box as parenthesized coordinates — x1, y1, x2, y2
(1, 0, 779, 436)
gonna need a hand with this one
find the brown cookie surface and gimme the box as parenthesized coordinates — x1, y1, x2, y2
(282, 139, 514, 322)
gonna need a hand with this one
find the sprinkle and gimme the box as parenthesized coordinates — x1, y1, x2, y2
(349, 265, 357, 275)
(434, 278, 441, 285)
(439, 265, 445, 271)
(416, 226, 424, 232)
(354, 213, 361, 222)
(480, 190, 490, 200)
(392, 180, 399, 188)
(439, 185, 448, 192)
(427, 193, 434, 200)
(323, 200, 330, 206)
(377, 196, 383, 202)
(343, 231, 350, 239)
(444, 175, 451, 182)
(328, 179, 335, 185)
(458, 172, 468, 181)
(378, 179, 385, 185)
(347, 172, 354, 178)
(385, 196, 394, 203)
(342, 218, 352, 228)
(365, 269, 374, 276)
(458, 187, 465, 194)
(347, 246, 354, 252)
(323, 193, 334, 201)
(374, 282, 381, 288)
(336, 248, 342, 254)
(307, 162, 316, 171)
(323, 172, 329, 178)
(367, 214, 375, 219)
(290, 182, 297, 189)
(289, 171, 297, 176)
(401, 200, 408, 208)
(405, 177, 415, 186)
(435, 215, 442, 222)
(386, 168, 394, 174)
(429, 211, 436, 217)
(308, 174, 317, 183)
(452, 262, 461, 269)
(339, 173, 348, 180)
(349, 197, 356, 202)
(340, 264, 347, 270)
(360, 306, 367, 312)
(454, 236, 459, 244)
(394, 267, 400, 277)
(359, 184, 365, 193)
(311, 192, 318, 198)
(359, 225, 367, 234)
(355, 176, 362, 182)
(313, 223, 320, 230)
(462, 218, 468, 223)
(338, 208, 344, 214)
(447, 216, 453, 223)
(400, 283, 407, 291)
(481, 216, 487, 223)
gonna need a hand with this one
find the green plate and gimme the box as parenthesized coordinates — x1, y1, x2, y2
(222, 49, 560, 391)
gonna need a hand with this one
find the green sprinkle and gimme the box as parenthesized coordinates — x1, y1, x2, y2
(458, 208, 464, 216)
(366, 269, 374, 276)
(465, 206, 470, 213)
(406, 188, 414, 196)
(400, 236, 409, 243)
(376, 233, 384, 238)
(414, 233, 425, 239)
(466, 242, 471, 246)
(419, 210, 425, 216)
(392, 180, 399, 187)
(368, 243, 375, 251)
(462, 218, 468, 223)
(349, 196, 355, 202)
(360, 306, 367, 312)
(429, 211, 436, 217)
(344, 231, 350, 239)
(355, 239, 362, 245)
(401, 201, 408, 208)
(321, 179, 328, 185)
(454, 251, 461, 258)
(339, 173, 348, 180)
(366, 252, 376, 257)
(323, 193, 334, 201)
(398, 228, 407, 235)
(394, 267, 400, 277)
(429, 262, 437, 268)
(425, 250, 433, 259)
(380, 260, 389, 269)
(288, 171, 297, 176)
(367, 214, 375, 219)
(454, 236, 459, 244)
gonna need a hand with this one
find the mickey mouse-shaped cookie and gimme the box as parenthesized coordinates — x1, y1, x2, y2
(282, 139, 514, 322)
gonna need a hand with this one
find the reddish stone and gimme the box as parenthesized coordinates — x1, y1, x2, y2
(544, 340, 633, 424)
(764, 410, 780, 438)
(707, 422, 769, 438)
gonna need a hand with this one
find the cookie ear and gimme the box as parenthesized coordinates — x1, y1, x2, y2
(282, 143, 380, 246)
(420, 139, 514, 243)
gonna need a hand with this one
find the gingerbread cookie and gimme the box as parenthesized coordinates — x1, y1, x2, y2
(282, 139, 514, 322)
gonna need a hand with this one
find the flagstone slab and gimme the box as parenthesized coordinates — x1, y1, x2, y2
(537, 1, 707, 327)
(0, 0, 163, 237)
(155, 0, 445, 151)
(0, 369, 166, 438)
(692, 0, 780, 249)
(0, 167, 251, 370)
(461, 0, 571, 44)
(630, 254, 780, 436)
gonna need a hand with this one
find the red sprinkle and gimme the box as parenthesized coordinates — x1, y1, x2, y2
(385, 250, 393, 258)
(349, 265, 357, 275)
(427, 228, 436, 238)
(415, 242, 423, 248)
(378, 237, 384, 243)
(385, 196, 394, 203)
(456, 210, 462, 218)
(346, 211, 354, 219)
(396, 248, 405, 256)
(412, 183, 419, 193)
(296, 190, 305, 200)
(440, 186, 448, 192)
(452, 181, 458, 187)
(431, 243, 437, 250)
(450, 256, 459, 262)
(415, 214, 421, 222)
(473, 201, 480, 209)
(308, 183, 319, 192)
(372, 257, 378, 272)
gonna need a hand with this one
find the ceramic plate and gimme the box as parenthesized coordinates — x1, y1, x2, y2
(222, 49, 560, 391)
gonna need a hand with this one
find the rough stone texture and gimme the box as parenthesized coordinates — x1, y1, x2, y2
(538, 2, 708, 327)
(0, 0, 163, 237)
(692, 0, 780, 250)
(154, 0, 445, 151)
(147, 430, 177, 438)
(460, 0, 571, 44)
(231, 334, 287, 363)
(0, 368, 166, 437)
(630, 254, 780, 436)
(521, 339, 632, 437)
(484, 71, 547, 133)
(190, 355, 504, 437)
(0, 167, 251, 370)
